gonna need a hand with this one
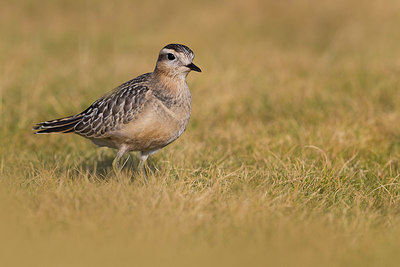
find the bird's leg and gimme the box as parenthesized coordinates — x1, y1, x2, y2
(139, 152, 150, 183)
(112, 148, 126, 175)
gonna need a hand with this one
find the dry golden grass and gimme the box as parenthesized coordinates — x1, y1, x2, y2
(2, 0, 400, 266)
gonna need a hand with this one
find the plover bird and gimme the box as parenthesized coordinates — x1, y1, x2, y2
(33, 44, 201, 180)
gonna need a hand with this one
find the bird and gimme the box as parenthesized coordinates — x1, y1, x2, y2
(33, 43, 201, 181)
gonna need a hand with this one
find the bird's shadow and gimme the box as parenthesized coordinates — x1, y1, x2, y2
(76, 151, 158, 180)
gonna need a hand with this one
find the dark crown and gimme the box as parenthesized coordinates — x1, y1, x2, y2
(163, 44, 194, 56)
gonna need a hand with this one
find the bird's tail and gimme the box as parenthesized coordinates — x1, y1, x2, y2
(33, 115, 83, 134)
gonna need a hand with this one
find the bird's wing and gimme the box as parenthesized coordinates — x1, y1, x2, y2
(74, 75, 150, 138)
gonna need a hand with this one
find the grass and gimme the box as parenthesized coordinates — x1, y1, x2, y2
(2, 0, 400, 266)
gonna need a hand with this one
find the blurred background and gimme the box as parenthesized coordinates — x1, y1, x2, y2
(1, 0, 400, 266)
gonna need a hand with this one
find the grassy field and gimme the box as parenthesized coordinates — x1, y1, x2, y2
(2, 0, 400, 266)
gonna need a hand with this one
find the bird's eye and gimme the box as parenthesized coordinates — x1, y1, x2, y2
(167, 53, 175, 60)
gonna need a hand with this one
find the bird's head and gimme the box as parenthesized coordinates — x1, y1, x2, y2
(155, 44, 201, 78)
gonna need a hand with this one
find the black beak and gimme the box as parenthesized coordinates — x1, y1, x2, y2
(186, 63, 202, 72)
